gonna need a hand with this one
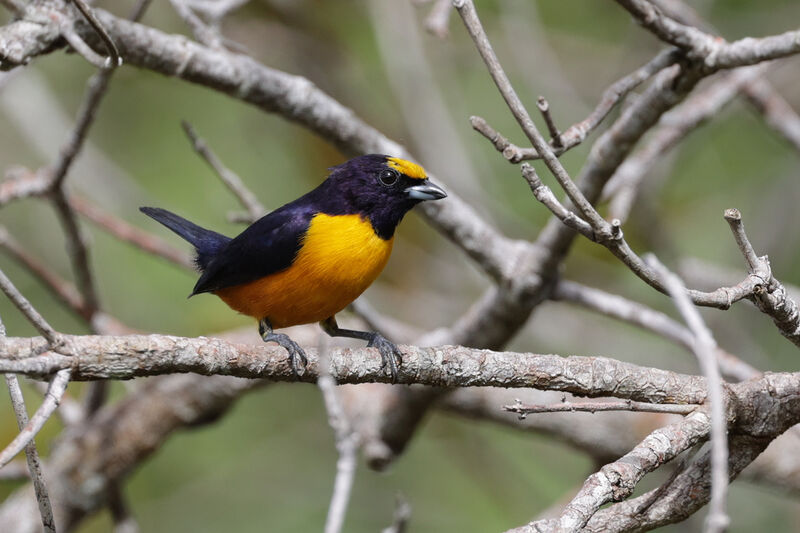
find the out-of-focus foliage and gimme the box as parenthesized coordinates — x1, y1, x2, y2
(1, 0, 800, 531)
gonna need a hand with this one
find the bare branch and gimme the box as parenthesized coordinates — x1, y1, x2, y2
(0, 226, 86, 318)
(47, 69, 114, 190)
(318, 337, 358, 533)
(0, 368, 72, 469)
(181, 121, 266, 221)
(504, 398, 698, 416)
(522, 409, 711, 531)
(551, 280, 759, 382)
(583, 434, 767, 532)
(723, 209, 800, 347)
(0, 333, 708, 403)
(646, 256, 729, 532)
(603, 64, 767, 222)
(469, 50, 679, 162)
(743, 79, 800, 153)
(536, 96, 562, 148)
(0, 168, 49, 207)
(615, 0, 800, 69)
(724, 209, 762, 272)
(454, 0, 607, 230)
(70, 196, 194, 271)
(556, 48, 680, 151)
(520, 164, 594, 240)
(5, 374, 56, 533)
(52, 192, 100, 316)
(469, 115, 536, 163)
(0, 372, 266, 531)
(0, 267, 60, 345)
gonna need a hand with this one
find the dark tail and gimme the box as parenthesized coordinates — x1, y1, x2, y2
(140, 207, 231, 270)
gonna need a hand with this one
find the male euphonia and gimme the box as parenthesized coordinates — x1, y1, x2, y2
(141, 154, 446, 380)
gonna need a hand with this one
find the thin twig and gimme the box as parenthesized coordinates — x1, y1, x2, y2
(537, 96, 562, 148)
(722, 209, 800, 347)
(743, 79, 800, 153)
(469, 50, 679, 162)
(70, 196, 195, 270)
(0, 368, 72, 469)
(0, 267, 60, 345)
(524, 409, 712, 531)
(5, 374, 56, 533)
(181, 121, 266, 221)
(470, 115, 536, 163)
(0, 226, 86, 318)
(645, 255, 729, 533)
(552, 280, 758, 382)
(519, 122, 776, 312)
(602, 65, 766, 222)
(723, 209, 762, 272)
(615, 0, 800, 69)
(556, 48, 679, 150)
(504, 398, 698, 417)
(52, 192, 100, 316)
(318, 336, 359, 533)
(0, 226, 130, 337)
(48, 70, 114, 190)
(520, 164, 594, 239)
(423, 0, 452, 38)
(43, 61, 119, 323)
(29, 380, 84, 427)
(454, 0, 607, 230)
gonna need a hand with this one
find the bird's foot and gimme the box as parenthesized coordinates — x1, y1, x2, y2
(262, 331, 308, 378)
(367, 333, 403, 383)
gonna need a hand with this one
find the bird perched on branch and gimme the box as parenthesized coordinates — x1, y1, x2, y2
(141, 154, 446, 380)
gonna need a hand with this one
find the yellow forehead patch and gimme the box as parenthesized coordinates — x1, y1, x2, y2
(386, 157, 427, 180)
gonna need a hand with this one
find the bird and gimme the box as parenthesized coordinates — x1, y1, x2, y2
(140, 154, 447, 381)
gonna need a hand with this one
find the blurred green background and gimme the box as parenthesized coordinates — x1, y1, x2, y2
(2, 0, 800, 531)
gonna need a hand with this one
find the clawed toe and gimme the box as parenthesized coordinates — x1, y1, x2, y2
(368, 334, 403, 383)
(263, 331, 308, 378)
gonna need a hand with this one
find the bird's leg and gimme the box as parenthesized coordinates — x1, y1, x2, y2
(320, 316, 402, 383)
(259, 318, 308, 378)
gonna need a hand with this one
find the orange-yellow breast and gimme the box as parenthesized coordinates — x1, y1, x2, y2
(215, 213, 393, 328)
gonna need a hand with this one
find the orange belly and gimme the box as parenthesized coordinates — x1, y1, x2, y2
(215, 213, 393, 328)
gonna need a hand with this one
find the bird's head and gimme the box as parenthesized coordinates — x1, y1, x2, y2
(323, 154, 447, 239)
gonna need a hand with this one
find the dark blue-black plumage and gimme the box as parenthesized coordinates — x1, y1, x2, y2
(140, 154, 440, 296)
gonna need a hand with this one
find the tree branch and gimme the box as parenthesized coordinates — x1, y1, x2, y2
(4, 374, 56, 533)
(0, 334, 708, 402)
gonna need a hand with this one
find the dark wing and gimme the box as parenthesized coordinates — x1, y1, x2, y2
(191, 204, 315, 295)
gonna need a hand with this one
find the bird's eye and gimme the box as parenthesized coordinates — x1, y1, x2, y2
(379, 169, 399, 186)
